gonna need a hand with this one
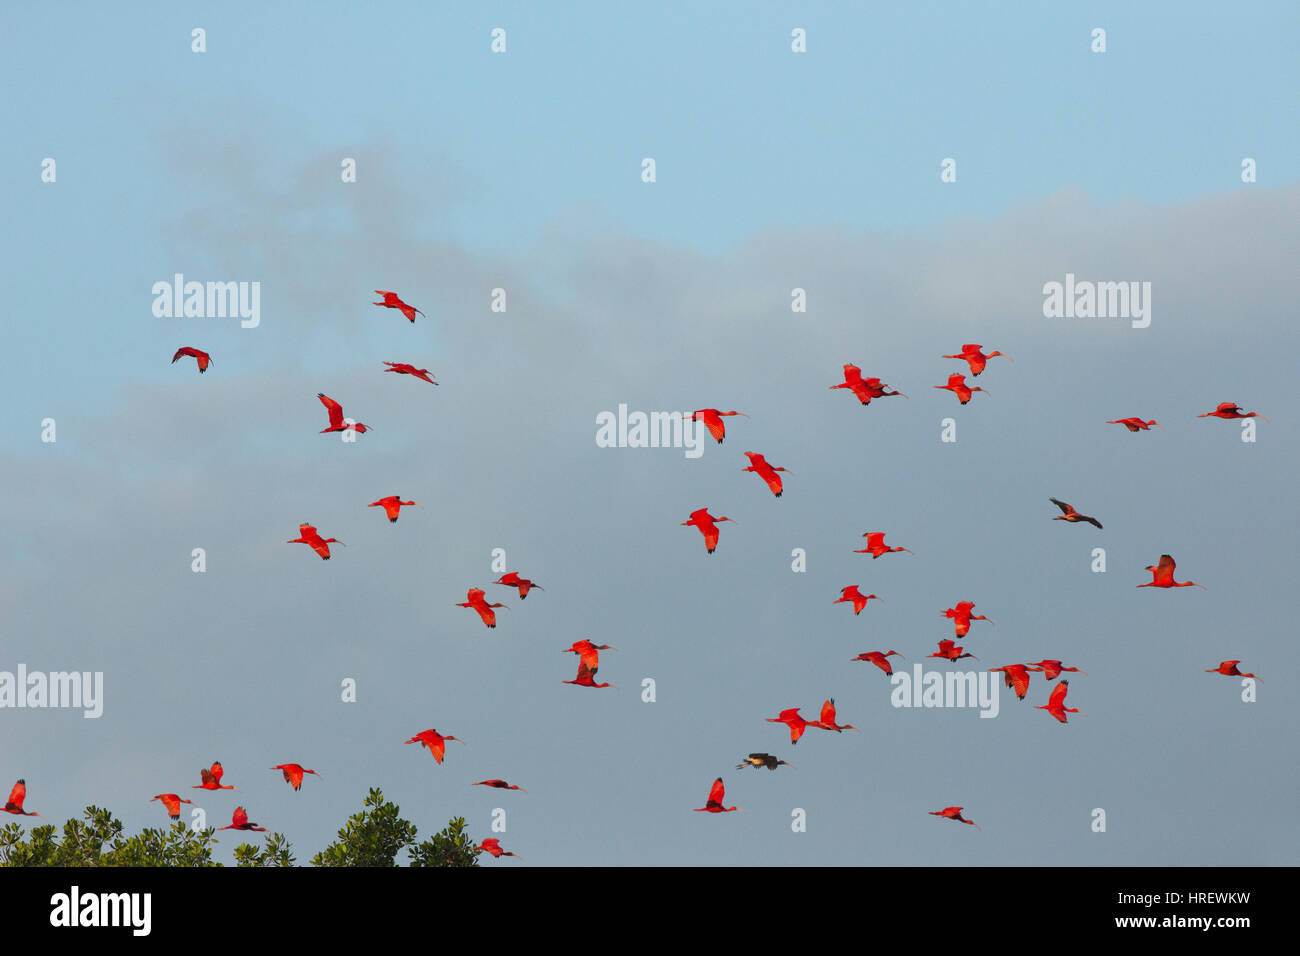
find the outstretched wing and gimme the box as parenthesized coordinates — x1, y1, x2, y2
(317, 393, 345, 429)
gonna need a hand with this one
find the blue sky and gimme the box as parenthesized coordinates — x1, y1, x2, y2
(1, 2, 1296, 866)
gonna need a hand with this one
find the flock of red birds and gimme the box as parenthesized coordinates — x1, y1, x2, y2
(675, 348, 1265, 829)
(4, 324, 1266, 857)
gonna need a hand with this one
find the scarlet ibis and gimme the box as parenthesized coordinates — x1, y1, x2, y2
(934, 373, 988, 405)
(942, 601, 992, 638)
(405, 729, 464, 764)
(563, 660, 616, 689)
(456, 588, 508, 628)
(929, 639, 978, 662)
(495, 572, 544, 599)
(693, 777, 741, 813)
(835, 586, 881, 615)
(766, 707, 816, 744)
(1137, 554, 1204, 590)
(217, 807, 267, 832)
(382, 361, 437, 384)
(989, 664, 1042, 701)
(942, 344, 1011, 377)
(736, 753, 796, 771)
(1025, 660, 1086, 680)
(689, 409, 748, 444)
(368, 496, 421, 523)
(317, 393, 371, 434)
(829, 364, 906, 405)
(1107, 418, 1162, 432)
(373, 290, 424, 323)
(930, 806, 980, 829)
(1198, 402, 1267, 422)
(171, 347, 212, 372)
(856, 531, 912, 559)
(1037, 679, 1083, 723)
(151, 793, 193, 820)
(473, 779, 527, 792)
(2, 780, 40, 818)
(815, 698, 859, 733)
(192, 762, 238, 791)
(1206, 660, 1261, 680)
(852, 650, 903, 675)
(271, 764, 321, 791)
(478, 838, 521, 859)
(742, 452, 790, 497)
(288, 523, 343, 560)
(1049, 498, 1102, 529)
(562, 640, 616, 675)
(682, 508, 736, 554)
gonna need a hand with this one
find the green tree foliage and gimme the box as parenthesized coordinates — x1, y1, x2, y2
(0, 789, 477, 867)
(409, 816, 481, 868)
(234, 831, 295, 867)
(310, 787, 420, 867)
(0, 807, 224, 867)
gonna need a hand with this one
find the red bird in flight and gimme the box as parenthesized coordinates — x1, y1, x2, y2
(689, 408, 748, 444)
(934, 373, 988, 405)
(856, 532, 912, 559)
(562, 640, 616, 675)
(192, 762, 238, 791)
(456, 588, 508, 628)
(767, 707, 817, 744)
(694, 778, 741, 813)
(1107, 417, 1162, 432)
(835, 586, 881, 616)
(217, 807, 267, 832)
(473, 779, 527, 792)
(1206, 660, 1261, 681)
(942, 601, 992, 638)
(930, 806, 980, 829)
(495, 572, 544, 599)
(405, 729, 464, 764)
(288, 523, 343, 560)
(852, 650, 904, 675)
(814, 698, 859, 734)
(478, 838, 521, 859)
(1037, 679, 1083, 723)
(3, 780, 40, 818)
(171, 347, 212, 373)
(1025, 660, 1086, 680)
(942, 344, 1011, 377)
(1198, 402, 1267, 422)
(1137, 554, 1204, 590)
(383, 361, 437, 384)
(929, 640, 978, 662)
(317, 393, 371, 434)
(564, 661, 616, 689)
(990, 664, 1042, 700)
(272, 764, 321, 791)
(369, 496, 422, 523)
(151, 793, 194, 820)
(829, 364, 906, 405)
(742, 452, 790, 497)
(373, 290, 425, 323)
(682, 508, 736, 554)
